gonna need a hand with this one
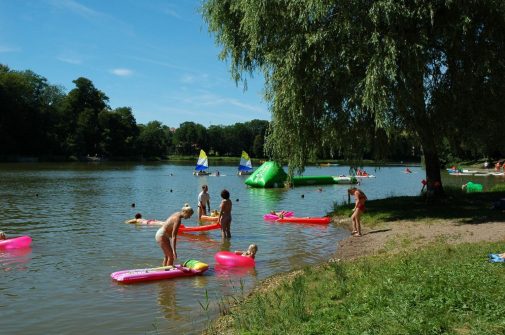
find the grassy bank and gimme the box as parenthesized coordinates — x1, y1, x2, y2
(207, 242, 505, 334)
(205, 189, 505, 335)
(333, 187, 505, 226)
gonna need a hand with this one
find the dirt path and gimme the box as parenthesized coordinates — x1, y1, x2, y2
(332, 218, 505, 261)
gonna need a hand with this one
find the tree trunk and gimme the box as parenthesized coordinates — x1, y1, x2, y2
(422, 147, 444, 196)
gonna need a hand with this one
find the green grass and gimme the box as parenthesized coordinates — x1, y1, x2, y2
(333, 188, 505, 226)
(210, 243, 505, 335)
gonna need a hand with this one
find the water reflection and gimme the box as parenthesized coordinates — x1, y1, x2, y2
(246, 187, 289, 212)
(213, 264, 257, 279)
(156, 275, 210, 321)
(0, 246, 32, 271)
(156, 281, 187, 321)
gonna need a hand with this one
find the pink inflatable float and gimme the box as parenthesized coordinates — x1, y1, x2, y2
(0, 236, 32, 250)
(263, 211, 294, 221)
(214, 251, 255, 267)
(111, 259, 209, 284)
(179, 222, 221, 233)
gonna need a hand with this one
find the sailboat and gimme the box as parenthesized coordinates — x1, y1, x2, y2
(237, 151, 254, 175)
(193, 150, 211, 176)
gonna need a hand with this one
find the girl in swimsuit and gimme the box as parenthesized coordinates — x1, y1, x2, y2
(235, 244, 258, 259)
(126, 213, 161, 225)
(348, 188, 367, 237)
(218, 189, 232, 239)
(155, 203, 194, 266)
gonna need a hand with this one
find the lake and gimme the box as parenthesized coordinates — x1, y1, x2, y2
(0, 162, 500, 334)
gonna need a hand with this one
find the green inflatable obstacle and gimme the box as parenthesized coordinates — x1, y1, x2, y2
(465, 181, 483, 193)
(244, 161, 287, 188)
(292, 175, 336, 186)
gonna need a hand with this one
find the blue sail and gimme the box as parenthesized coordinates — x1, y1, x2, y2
(195, 150, 209, 171)
(238, 151, 253, 171)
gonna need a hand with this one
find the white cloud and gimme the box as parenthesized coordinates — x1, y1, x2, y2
(162, 8, 181, 19)
(57, 56, 82, 64)
(48, 0, 101, 19)
(0, 45, 20, 53)
(110, 68, 133, 77)
(181, 73, 209, 84)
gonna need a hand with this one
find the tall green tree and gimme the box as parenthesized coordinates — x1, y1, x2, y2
(202, 0, 505, 194)
(0, 65, 65, 156)
(60, 77, 109, 156)
(173, 122, 208, 155)
(98, 107, 139, 157)
(137, 121, 169, 159)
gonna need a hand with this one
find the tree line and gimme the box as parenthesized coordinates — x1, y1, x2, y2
(0, 64, 271, 160)
(1, 64, 428, 162)
(3, 62, 499, 165)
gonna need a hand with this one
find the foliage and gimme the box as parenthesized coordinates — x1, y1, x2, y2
(333, 189, 505, 225)
(137, 121, 170, 159)
(0, 65, 273, 161)
(201, 0, 505, 188)
(0, 65, 65, 155)
(213, 242, 505, 334)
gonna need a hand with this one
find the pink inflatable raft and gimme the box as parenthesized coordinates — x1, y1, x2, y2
(214, 251, 255, 267)
(276, 217, 331, 225)
(111, 259, 209, 284)
(179, 222, 221, 233)
(0, 236, 32, 250)
(263, 211, 294, 221)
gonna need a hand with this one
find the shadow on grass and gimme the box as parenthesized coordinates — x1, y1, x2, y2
(334, 190, 505, 225)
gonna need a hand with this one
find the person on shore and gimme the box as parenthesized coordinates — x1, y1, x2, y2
(0, 231, 6, 240)
(348, 188, 367, 237)
(198, 185, 210, 219)
(235, 244, 258, 259)
(155, 204, 194, 267)
(218, 189, 232, 239)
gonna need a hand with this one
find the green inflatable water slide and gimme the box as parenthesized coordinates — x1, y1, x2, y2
(245, 161, 358, 188)
(244, 161, 287, 188)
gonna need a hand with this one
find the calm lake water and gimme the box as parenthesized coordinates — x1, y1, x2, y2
(0, 162, 501, 334)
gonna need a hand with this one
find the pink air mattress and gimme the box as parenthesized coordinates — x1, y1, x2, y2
(263, 211, 294, 221)
(276, 217, 331, 224)
(0, 236, 32, 249)
(111, 260, 208, 284)
(179, 223, 221, 232)
(214, 251, 255, 267)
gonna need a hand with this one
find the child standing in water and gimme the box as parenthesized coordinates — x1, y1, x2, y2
(218, 189, 232, 239)
(348, 188, 367, 237)
(155, 203, 194, 266)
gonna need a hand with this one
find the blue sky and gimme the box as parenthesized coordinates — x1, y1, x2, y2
(0, 0, 270, 127)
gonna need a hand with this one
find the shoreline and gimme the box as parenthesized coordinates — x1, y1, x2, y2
(205, 215, 505, 334)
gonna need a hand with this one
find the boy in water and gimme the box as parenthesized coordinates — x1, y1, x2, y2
(198, 185, 210, 219)
(218, 189, 232, 238)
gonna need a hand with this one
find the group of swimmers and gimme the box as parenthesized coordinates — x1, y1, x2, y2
(126, 182, 369, 266)
(129, 184, 257, 267)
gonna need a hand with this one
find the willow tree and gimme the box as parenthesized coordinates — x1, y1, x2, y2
(202, 0, 505, 193)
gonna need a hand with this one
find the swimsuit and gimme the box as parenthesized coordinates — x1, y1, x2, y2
(220, 212, 232, 228)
